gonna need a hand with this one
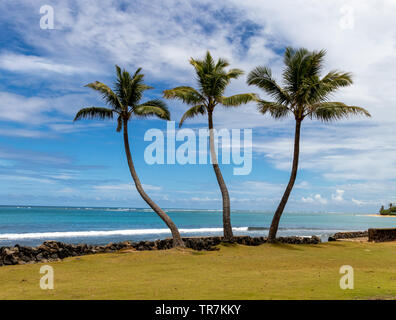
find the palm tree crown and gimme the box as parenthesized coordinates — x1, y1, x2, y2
(247, 47, 370, 122)
(164, 51, 257, 127)
(74, 66, 170, 126)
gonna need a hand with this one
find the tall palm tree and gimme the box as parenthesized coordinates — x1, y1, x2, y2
(74, 66, 184, 247)
(164, 51, 257, 240)
(247, 47, 371, 242)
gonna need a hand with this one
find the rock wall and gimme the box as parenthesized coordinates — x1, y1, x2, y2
(328, 231, 368, 241)
(0, 235, 321, 267)
(368, 228, 396, 242)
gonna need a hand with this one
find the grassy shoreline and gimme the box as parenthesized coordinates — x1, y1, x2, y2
(0, 241, 395, 300)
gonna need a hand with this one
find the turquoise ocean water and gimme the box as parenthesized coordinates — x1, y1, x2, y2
(0, 206, 395, 246)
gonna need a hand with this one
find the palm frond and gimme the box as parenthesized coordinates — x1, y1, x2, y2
(115, 65, 123, 82)
(215, 57, 230, 71)
(257, 100, 291, 119)
(189, 57, 206, 75)
(305, 49, 326, 78)
(220, 93, 258, 107)
(297, 71, 353, 106)
(167, 51, 251, 113)
(283, 47, 297, 67)
(85, 82, 122, 110)
(128, 68, 153, 105)
(247, 66, 291, 104)
(282, 47, 319, 94)
(226, 68, 244, 79)
(179, 104, 206, 127)
(308, 102, 371, 122)
(315, 71, 353, 100)
(114, 66, 153, 107)
(133, 99, 170, 120)
(163, 86, 205, 105)
(74, 107, 114, 121)
(250, 48, 359, 122)
(204, 51, 215, 72)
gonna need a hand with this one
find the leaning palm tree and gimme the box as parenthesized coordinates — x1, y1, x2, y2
(164, 51, 257, 240)
(74, 66, 184, 247)
(247, 47, 371, 242)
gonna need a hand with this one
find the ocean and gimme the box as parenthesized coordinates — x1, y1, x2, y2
(0, 206, 395, 247)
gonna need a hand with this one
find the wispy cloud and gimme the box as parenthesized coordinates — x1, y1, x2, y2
(302, 194, 327, 205)
(0, 53, 95, 75)
(94, 183, 162, 192)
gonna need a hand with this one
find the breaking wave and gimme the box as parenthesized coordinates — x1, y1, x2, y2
(0, 227, 249, 240)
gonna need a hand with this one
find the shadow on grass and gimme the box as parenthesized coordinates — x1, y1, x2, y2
(190, 250, 206, 255)
(220, 242, 239, 248)
(272, 241, 351, 250)
(202, 241, 353, 253)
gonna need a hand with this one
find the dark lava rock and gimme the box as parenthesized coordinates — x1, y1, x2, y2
(328, 231, 368, 241)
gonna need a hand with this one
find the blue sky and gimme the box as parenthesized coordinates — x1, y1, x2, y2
(1, 0, 396, 212)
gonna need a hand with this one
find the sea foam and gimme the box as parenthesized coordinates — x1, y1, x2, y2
(0, 227, 249, 240)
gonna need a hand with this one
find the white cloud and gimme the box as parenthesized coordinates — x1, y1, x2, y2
(352, 198, 364, 206)
(314, 194, 328, 204)
(332, 189, 345, 202)
(0, 92, 50, 124)
(0, 174, 54, 185)
(0, 92, 108, 137)
(253, 122, 396, 182)
(302, 196, 314, 203)
(0, 53, 94, 75)
(94, 183, 161, 192)
(302, 194, 327, 205)
(45, 173, 77, 180)
(190, 197, 221, 202)
(0, 128, 45, 138)
(296, 181, 309, 189)
(48, 122, 108, 133)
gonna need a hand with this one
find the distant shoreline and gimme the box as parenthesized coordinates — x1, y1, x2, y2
(367, 214, 396, 218)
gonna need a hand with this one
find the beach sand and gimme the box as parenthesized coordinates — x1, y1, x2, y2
(366, 214, 396, 218)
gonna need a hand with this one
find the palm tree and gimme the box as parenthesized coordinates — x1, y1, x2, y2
(74, 66, 185, 247)
(164, 51, 257, 240)
(247, 47, 371, 242)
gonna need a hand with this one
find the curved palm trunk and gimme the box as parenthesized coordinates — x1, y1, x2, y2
(268, 119, 302, 243)
(122, 119, 184, 247)
(208, 111, 233, 240)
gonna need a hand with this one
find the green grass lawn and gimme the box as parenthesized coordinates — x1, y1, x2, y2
(0, 241, 395, 300)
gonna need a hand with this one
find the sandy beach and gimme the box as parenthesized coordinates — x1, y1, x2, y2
(366, 214, 396, 218)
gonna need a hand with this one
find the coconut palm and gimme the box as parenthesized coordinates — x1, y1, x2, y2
(74, 66, 184, 247)
(247, 47, 371, 242)
(164, 51, 257, 240)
